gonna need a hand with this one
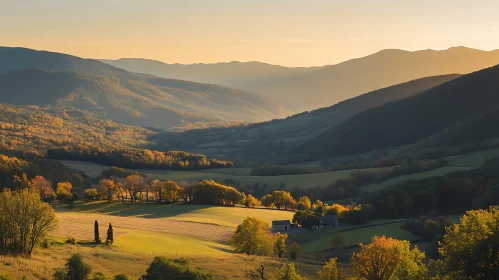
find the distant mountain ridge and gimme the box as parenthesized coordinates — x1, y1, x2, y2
(166, 74, 460, 164)
(300, 64, 499, 158)
(0, 47, 290, 128)
(103, 47, 499, 111)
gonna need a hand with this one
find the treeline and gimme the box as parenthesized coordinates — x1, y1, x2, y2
(369, 157, 499, 219)
(0, 152, 87, 191)
(47, 148, 234, 170)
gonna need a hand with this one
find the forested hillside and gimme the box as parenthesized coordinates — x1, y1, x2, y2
(300, 64, 499, 159)
(0, 47, 290, 128)
(164, 74, 459, 165)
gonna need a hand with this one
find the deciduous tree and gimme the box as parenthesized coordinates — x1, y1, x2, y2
(230, 217, 274, 256)
(439, 206, 499, 280)
(318, 258, 344, 280)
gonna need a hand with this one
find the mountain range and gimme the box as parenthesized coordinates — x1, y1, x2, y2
(103, 47, 499, 111)
(0, 47, 289, 129)
(300, 64, 499, 159)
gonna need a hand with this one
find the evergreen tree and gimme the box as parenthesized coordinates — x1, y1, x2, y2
(94, 220, 101, 244)
(106, 223, 114, 245)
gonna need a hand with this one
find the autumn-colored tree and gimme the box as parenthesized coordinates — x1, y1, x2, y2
(151, 180, 165, 203)
(297, 196, 312, 210)
(244, 194, 260, 208)
(98, 179, 116, 201)
(261, 194, 274, 209)
(312, 199, 325, 215)
(351, 236, 426, 280)
(274, 233, 288, 258)
(84, 188, 98, 200)
(275, 263, 305, 280)
(162, 181, 183, 203)
(323, 204, 349, 219)
(125, 175, 145, 202)
(318, 258, 344, 280)
(439, 206, 499, 280)
(0, 189, 58, 257)
(289, 242, 299, 260)
(230, 217, 274, 256)
(30, 175, 53, 201)
(13, 173, 31, 190)
(271, 191, 296, 210)
(293, 210, 321, 229)
(56, 182, 73, 200)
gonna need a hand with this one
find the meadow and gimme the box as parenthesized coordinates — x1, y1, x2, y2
(59, 160, 385, 189)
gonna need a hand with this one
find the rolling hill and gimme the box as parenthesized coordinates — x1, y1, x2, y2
(299, 64, 499, 159)
(0, 47, 290, 127)
(103, 47, 499, 111)
(0, 68, 290, 129)
(164, 74, 459, 164)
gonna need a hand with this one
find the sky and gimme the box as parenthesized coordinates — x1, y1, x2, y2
(1, 0, 499, 67)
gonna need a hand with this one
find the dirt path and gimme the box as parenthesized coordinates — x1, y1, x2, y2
(54, 210, 234, 243)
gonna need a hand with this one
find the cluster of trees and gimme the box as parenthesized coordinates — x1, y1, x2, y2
(53, 254, 212, 280)
(48, 148, 234, 170)
(0, 153, 87, 192)
(0, 190, 58, 257)
(0, 104, 149, 158)
(370, 157, 499, 219)
(229, 217, 298, 259)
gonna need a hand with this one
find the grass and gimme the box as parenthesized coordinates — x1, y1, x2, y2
(59, 201, 294, 227)
(360, 166, 469, 193)
(446, 148, 499, 168)
(0, 242, 322, 280)
(59, 160, 385, 189)
(289, 220, 420, 254)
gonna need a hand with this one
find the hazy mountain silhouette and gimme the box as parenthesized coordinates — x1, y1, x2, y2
(0, 47, 290, 126)
(0, 68, 289, 129)
(299, 64, 499, 158)
(104, 47, 499, 111)
(101, 58, 317, 90)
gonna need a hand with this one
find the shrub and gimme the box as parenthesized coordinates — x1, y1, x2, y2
(143, 256, 213, 280)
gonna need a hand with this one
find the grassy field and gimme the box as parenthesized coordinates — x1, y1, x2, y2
(359, 166, 469, 193)
(0, 243, 323, 280)
(60, 201, 294, 227)
(446, 148, 499, 168)
(59, 160, 385, 189)
(289, 220, 420, 254)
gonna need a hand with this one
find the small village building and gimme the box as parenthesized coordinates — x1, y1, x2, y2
(272, 220, 291, 232)
(321, 215, 339, 228)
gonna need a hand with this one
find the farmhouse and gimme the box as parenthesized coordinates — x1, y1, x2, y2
(272, 220, 291, 232)
(321, 215, 339, 228)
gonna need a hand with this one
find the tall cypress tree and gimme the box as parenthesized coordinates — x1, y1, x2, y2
(106, 223, 114, 245)
(94, 220, 101, 243)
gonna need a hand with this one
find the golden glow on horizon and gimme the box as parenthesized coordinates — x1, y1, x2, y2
(1, 0, 499, 66)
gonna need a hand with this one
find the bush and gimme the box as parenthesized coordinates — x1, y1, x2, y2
(113, 275, 131, 280)
(143, 256, 213, 280)
(66, 236, 77, 245)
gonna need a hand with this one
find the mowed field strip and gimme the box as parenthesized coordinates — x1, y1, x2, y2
(59, 160, 386, 189)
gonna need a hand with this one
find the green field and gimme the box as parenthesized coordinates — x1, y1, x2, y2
(359, 148, 499, 193)
(359, 166, 469, 193)
(59, 160, 385, 189)
(289, 220, 419, 253)
(61, 201, 294, 227)
(446, 148, 499, 168)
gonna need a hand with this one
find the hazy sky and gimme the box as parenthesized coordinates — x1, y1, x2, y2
(1, 0, 499, 66)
